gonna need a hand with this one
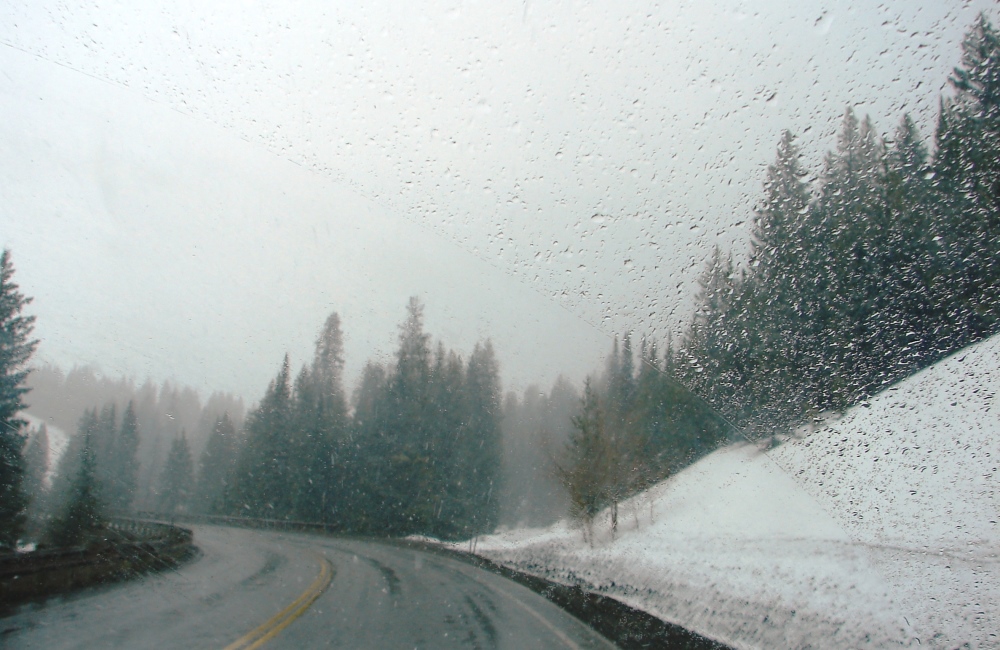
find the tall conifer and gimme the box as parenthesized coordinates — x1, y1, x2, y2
(0, 250, 37, 549)
(158, 432, 193, 515)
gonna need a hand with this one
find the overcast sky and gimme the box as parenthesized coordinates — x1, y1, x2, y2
(0, 0, 994, 402)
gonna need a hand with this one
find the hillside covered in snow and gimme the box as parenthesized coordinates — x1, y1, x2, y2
(469, 335, 1000, 649)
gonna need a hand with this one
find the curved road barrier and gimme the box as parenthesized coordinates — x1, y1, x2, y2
(0, 519, 195, 607)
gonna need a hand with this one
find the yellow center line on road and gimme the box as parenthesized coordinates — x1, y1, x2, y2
(224, 552, 334, 650)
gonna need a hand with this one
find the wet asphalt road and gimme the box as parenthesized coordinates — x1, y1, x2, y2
(1, 525, 617, 649)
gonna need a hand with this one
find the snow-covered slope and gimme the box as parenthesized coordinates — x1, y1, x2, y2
(472, 336, 1000, 649)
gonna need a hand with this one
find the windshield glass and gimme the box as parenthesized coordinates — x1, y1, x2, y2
(1, 2, 998, 649)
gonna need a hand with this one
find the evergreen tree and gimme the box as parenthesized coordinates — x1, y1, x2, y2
(935, 14, 1000, 342)
(22, 423, 48, 505)
(377, 297, 435, 534)
(51, 409, 98, 506)
(330, 299, 506, 538)
(606, 332, 636, 421)
(627, 339, 664, 489)
(950, 13, 1000, 220)
(603, 17, 1000, 481)
(0, 250, 38, 549)
(92, 403, 118, 510)
(351, 361, 387, 432)
(157, 431, 194, 515)
(883, 114, 940, 373)
(313, 312, 348, 403)
(741, 130, 813, 432)
(342, 361, 388, 531)
(427, 343, 468, 537)
(227, 356, 293, 517)
(498, 376, 578, 528)
(48, 428, 103, 548)
(556, 379, 612, 543)
(289, 364, 318, 516)
(194, 413, 238, 514)
(458, 340, 503, 536)
(678, 246, 740, 413)
(815, 108, 889, 407)
(108, 400, 140, 511)
(292, 312, 349, 521)
(601, 332, 640, 534)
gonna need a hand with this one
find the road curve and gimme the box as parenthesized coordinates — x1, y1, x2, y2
(0, 525, 617, 649)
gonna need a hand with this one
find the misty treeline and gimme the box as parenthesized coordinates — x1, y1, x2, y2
(220, 297, 503, 540)
(552, 15, 1000, 533)
(496, 377, 579, 527)
(17, 366, 245, 542)
(535, 334, 732, 540)
(17, 298, 502, 542)
(497, 333, 734, 537)
(6, 16, 997, 549)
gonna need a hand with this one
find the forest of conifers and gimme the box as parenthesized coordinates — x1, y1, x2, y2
(553, 14, 1000, 527)
(7, 15, 999, 546)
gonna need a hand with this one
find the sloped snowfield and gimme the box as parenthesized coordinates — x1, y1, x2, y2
(472, 337, 1000, 649)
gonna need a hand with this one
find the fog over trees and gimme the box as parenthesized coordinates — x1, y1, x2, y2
(222, 298, 503, 539)
(4, 14, 997, 548)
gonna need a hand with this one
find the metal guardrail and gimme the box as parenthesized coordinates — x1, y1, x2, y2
(0, 518, 195, 607)
(132, 511, 344, 535)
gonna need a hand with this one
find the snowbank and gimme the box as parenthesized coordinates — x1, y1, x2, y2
(472, 336, 1000, 649)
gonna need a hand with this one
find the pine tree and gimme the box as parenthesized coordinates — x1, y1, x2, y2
(289, 364, 318, 516)
(427, 343, 467, 538)
(0, 250, 38, 549)
(935, 14, 1000, 342)
(158, 431, 194, 515)
(628, 338, 663, 490)
(22, 423, 48, 505)
(51, 409, 98, 507)
(313, 312, 348, 405)
(741, 130, 814, 432)
(108, 400, 140, 511)
(950, 13, 1000, 220)
(601, 332, 639, 534)
(679, 246, 740, 417)
(92, 403, 117, 510)
(883, 114, 940, 374)
(556, 379, 611, 544)
(606, 332, 636, 421)
(351, 361, 386, 432)
(339, 360, 388, 532)
(194, 413, 238, 514)
(228, 356, 293, 518)
(379, 297, 435, 534)
(459, 340, 503, 536)
(292, 312, 349, 521)
(794, 108, 887, 409)
(48, 428, 103, 548)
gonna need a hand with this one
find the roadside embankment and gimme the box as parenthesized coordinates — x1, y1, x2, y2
(0, 519, 195, 608)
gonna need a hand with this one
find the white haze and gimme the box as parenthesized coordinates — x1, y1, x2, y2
(0, 0, 994, 399)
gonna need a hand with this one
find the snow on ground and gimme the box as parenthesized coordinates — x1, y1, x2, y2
(470, 336, 1000, 649)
